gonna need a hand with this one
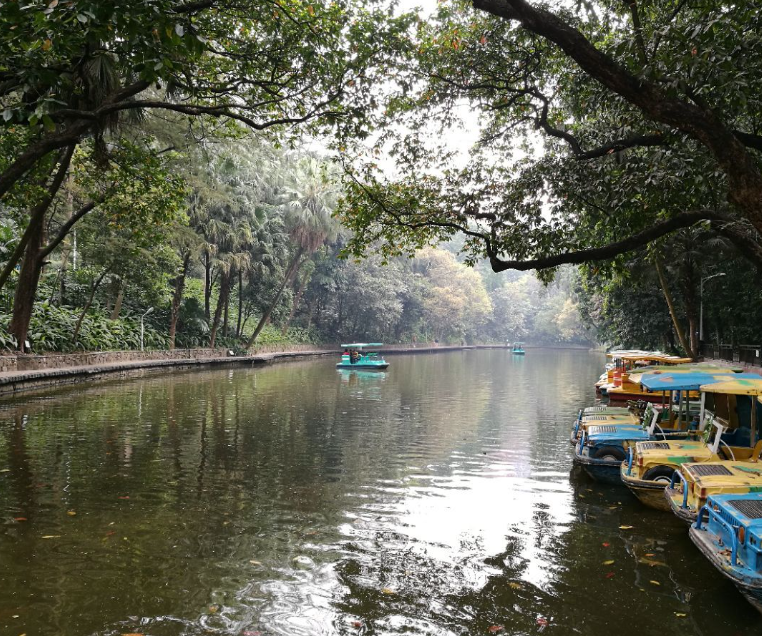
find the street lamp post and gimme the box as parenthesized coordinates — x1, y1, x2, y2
(140, 307, 154, 352)
(699, 272, 726, 343)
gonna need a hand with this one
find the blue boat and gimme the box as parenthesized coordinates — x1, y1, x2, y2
(690, 493, 762, 615)
(336, 343, 389, 370)
(511, 341, 525, 355)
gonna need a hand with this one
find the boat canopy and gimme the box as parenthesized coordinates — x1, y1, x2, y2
(700, 378, 762, 396)
(340, 343, 383, 349)
(640, 372, 761, 392)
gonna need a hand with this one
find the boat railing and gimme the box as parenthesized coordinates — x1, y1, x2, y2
(626, 447, 634, 476)
(695, 504, 741, 566)
(669, 470, 690, 509)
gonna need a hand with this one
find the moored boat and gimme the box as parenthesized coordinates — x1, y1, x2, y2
(622, 375, 762, 510)
(690, 493, 762, 615)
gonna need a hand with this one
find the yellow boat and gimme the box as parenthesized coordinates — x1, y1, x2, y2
(663, 378, 762, 522)
(598, 352, 694, 401)
(621, 375, 762, 510)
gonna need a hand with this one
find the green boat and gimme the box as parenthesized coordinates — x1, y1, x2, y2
(511, 341, 526, 355)
(337, 343, 389, 370)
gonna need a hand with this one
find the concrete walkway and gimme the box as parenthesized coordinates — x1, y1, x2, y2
(0, 349, 336, 396)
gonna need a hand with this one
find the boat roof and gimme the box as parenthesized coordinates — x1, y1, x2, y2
(340, 343, 383, 349)
(640, 372, 761, 392)
(700, 378, 762, 396)
(706, 493, 762, 524)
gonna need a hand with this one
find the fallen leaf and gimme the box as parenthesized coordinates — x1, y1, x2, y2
(249, 560, 262, 565)
(638, 557, 667, 568)
(13, 517, 27, 522)
(605, 572, 615, 579)
(645, 553, 656, 557)
(209, 605, 219, 613)
(67, 510, 76, 516)
(536, 617, 549, 627)
(508, 582, 523, 590)
(674, 613, 687, 618)
(381, 588, 396, 595)
(619, 525, 633, 530)
(41, 535, 60, 539)
(105, 530, 116, 537)
(602, 560, 615, 565)
(352, 621, 363, 628)
(578, 494, 585, 499)
(649, 580, 661, 586)
(602, 542, 611, 547)
(488, 626, 504, 633)
(0, 468, 10, 472)
(118, 496, 130, 500)
(121, 633, 144, 636)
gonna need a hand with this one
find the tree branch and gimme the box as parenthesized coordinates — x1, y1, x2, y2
(488, 210, 729, 272)
(39, 200, 100, 261)
(0, 145, 75, 291)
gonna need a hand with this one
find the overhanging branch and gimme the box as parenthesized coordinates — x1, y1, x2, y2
(488, 209, 729, 272)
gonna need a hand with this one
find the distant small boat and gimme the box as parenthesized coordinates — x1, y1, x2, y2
(510, 342, 525, 355)
(336, 343, 389, 370)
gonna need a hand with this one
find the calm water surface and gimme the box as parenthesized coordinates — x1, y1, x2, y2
(1, 350, 760, 635)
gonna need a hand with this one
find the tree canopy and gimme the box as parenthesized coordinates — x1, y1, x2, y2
(338, 0, 762, 275)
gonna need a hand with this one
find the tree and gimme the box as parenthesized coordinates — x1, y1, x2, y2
(338, 1, 762, 277)
(247, 157, 340, 346)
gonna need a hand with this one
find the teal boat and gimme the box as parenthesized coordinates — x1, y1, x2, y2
(511, 341, 526, 355)
(337, 343, 389, 370)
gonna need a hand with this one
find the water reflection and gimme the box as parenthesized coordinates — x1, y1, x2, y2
(0, 351, 760, 635)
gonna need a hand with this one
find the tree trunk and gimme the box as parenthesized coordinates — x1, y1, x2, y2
(110, 279, 124, 320)
(72, 268, 109, 343)
(246, 248, 304, 347)
(223, 268, 232, 338)
(653, 256, 692, 358)
(169, 252, 191, 350)
(204, 251, 212, 322)
(281, 271, 309, 334)
(209, 270, 230, 348)
(9, 221, 46, 351)
(236, 269, 243, 338)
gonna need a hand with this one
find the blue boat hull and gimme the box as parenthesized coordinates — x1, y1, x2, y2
(572, 448, 625, 485)
(690, 525, 762, 615)
(336, 362, 389, 369)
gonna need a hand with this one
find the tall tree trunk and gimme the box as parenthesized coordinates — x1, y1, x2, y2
(236, 269, 243, 338)
(223, 268, 232, 338)
(72, 268, 109, 343)
(56, 174, 74, 305)
(204, 251, 212, 322)
(209, 270, 230, 348)
(169, 252, 191, 350)
(9, 221, 47, 351)
(653, 256, 692, 358)
(281, 271, 309, 334)
(246, 248, 304, 347)
(110, 278, 124, 320)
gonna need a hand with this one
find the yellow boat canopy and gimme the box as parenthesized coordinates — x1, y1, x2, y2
(700, 378, 762, 396)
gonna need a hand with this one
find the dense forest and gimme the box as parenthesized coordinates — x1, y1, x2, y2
(0, 130, 592, 350)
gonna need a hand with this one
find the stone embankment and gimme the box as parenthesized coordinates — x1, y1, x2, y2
(0, 343, 507, 396)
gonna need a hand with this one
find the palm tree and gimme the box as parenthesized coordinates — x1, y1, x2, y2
(247, 157, 340, 346)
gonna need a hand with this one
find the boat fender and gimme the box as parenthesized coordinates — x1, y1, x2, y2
(591, 446, 626, 461)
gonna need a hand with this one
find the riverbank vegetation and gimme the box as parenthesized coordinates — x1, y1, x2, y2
(1, 2, 760, 356)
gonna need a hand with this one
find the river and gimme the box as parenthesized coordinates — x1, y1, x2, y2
(0, 349, 760, 635)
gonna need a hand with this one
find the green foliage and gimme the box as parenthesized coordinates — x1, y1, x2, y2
(0, 304, 166, 353)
